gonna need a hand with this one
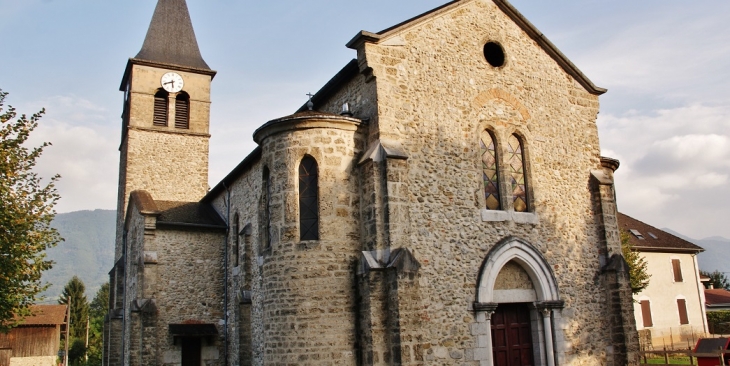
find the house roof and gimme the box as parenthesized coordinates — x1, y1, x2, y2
(706, 289, 730, 307)
(135, 0, 211, 71)
(618, 212, 704, 253)
(345, 0, 606, 95)
(16, 305, 67, 326)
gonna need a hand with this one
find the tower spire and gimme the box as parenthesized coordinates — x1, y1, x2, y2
(135, 0, 210, 70)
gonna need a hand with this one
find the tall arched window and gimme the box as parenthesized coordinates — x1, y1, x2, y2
(261, 167, 271, 252)
(153, 89, 168, 126)
(298, 156, 319, 241)
(480, 130, 501, 210)
(507, 134, 529, 212)
(174, 91, 190, 129)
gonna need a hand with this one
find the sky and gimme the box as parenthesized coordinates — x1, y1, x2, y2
(1, 0, 728, 241)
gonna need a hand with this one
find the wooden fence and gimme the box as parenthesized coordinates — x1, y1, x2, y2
(640, 347, 730, 365)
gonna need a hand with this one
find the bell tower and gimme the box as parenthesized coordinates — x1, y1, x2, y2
(115, 0, 216, 260)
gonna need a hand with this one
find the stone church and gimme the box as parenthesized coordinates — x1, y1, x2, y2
(103, 0, 640, 365)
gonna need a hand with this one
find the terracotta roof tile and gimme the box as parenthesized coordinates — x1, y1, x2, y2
(706, 289, 730, 306)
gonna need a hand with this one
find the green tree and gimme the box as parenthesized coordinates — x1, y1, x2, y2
(621, 229, 651, 295)
(58, 276, 89, 340)
(85, 283, 109, 366)
(0, 89, 61, 332)
(700, 270, 730, 290)
(67, 338, 86, 365)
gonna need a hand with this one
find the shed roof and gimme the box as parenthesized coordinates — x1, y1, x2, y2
(155, 201, 226, 230)
(16, 305, 67, 326)
(618, 212, 704, 254)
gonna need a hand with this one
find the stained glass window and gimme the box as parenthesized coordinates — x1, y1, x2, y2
(480, 130, 501, 210)
(507, 134, 529, 212)
(299, 156, 319, 241)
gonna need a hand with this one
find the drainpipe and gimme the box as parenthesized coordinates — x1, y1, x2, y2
(692, 253, 709, 334)
(121, 230, 128, 366)
(223, 183, 231, 366)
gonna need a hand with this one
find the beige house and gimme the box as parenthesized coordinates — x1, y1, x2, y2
(104, 0, 641, 365)
(618, 213, 707, 348)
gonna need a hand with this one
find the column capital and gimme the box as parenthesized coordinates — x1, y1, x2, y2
(474, 302, 498, 313)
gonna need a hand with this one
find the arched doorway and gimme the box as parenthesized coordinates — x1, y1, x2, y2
(474, 237, 563, 366)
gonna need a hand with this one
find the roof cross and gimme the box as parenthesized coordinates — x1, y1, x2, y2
(306, 93, 314, 111)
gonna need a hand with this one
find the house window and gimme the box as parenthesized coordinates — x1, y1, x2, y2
(677, 299, 689, 325)
(175, 92, 190, 129)
(153, 89, 168, 126)
(507, 134, 528, 212)
(640, 300, 653, 327)
(298, 156, 319, 241)
(480, 130, 501, 210)
(672, 259, 683, 282)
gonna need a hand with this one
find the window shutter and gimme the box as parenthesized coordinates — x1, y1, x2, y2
(175, 95, 189, 129)
(672, 259, 683, 282)
(640, 300, 653, 327)
(677, 299, 689, 325)
(153, 92, 168, 126)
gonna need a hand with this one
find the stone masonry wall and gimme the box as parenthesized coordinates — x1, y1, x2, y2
(121, 202, 226, 366)
(115, 64, 212, 262)
(348, 0, 623, 364)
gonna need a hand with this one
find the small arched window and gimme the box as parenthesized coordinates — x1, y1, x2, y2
(298, 156, 319, 241)
(175, 91, 190, 129)
(153, 89, 168, 126)
(234, 213, 240, 267)
(480, 130, 501, 210)
(507, 134, 529, 212)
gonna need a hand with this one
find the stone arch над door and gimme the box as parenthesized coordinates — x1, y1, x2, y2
(474, 237, 563, 366)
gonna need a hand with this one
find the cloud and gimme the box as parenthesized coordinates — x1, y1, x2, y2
(598, 104, 730, 238)
(22, 95, 118, 213)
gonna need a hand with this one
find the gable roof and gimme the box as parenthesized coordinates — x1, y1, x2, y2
(706, 289, 730, 307)
(16, 305, 67, 326)
(618, 212, 704, 253)
(346, 0, 606, 95)
(135, 0, 211, 71)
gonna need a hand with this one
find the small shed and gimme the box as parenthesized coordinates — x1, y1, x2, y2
(0, 305, 68, 366)
(694, 337, 730, 366)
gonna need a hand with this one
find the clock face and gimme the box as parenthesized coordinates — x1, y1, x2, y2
(160, 72, 184, 93)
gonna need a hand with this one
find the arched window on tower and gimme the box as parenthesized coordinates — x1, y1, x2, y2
(234, 213, 240, 267)
(175, 91, 190, 129)
(261, 167, 271, 253)
(298, 156, 319, 241)
(507, 134, 529, 212)
(153, 89, 168, 126)
(480, 130, 501, 210)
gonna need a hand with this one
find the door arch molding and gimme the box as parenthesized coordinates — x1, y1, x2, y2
(476, 236, 560, 304)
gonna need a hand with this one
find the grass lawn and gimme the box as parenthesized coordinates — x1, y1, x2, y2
(643, 356, 692, 365)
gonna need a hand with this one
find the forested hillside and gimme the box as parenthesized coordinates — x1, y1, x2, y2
(40, 209, 115, 301)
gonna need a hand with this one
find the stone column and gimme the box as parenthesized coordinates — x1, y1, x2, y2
(473, 303, 498, 366)
(540, 307, 555, 366)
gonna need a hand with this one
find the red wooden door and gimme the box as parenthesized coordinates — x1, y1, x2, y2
(491, 303, 534, 366)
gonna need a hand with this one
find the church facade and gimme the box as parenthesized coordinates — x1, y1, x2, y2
(104, 0, 640, 365)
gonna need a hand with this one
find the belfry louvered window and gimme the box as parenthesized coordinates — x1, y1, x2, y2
(153, 89, 168, 126)
(299, 156, 319, 241)
(175, 92, 190, 129)
(507, 134, 529, 212)
(480, 130, 501, 210)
